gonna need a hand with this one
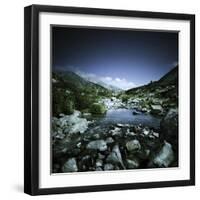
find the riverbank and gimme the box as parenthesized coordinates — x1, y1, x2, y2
(52, 106, 178, 173)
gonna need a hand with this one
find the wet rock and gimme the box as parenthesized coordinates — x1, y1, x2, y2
(126, 139, 141, 152)
(110, 127, 122, 136)
(86, 140, 107, 151)
(104, 163, 114, 170)
(106, 137, 114, 144)
(141, 107, 148, 113)
(82, 113, 92, 117)
(96, 167, 103, 171)
(142, 127, 150, 136)
(62, 158, 78, 172)
(152, 132, 159, 138)
(52, 111, 89, 136)
(116, 123, 124, 127)
(98, 153, 105, 159)
(126, 158, 140, 169)
(132, 110, 141, 115)
(95, 159, 103, 167)
(150, 105, 163, 115)
(160, 108, 178, 152)
(125, 129, 136, 137)
(106, 144, 125, 169)
(76, 142, 81, 148)
(91, 133, 100, 140)
(152, 141, 174, 167)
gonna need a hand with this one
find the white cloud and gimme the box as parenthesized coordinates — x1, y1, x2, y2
(98, 75, 136, 90)
(68, 67, 137, 90)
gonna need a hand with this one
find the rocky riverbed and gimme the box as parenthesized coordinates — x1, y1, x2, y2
(52, 106, 178, 173)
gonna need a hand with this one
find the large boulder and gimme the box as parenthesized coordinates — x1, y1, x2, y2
(150, 105, 163, 115)
(52, 111, 89, 136)
(86, 140, 107, 151)
(126, 139, 141, 152)
(160, 108, 178, 153)
(106, 144, 125, 169)
(62, 158, 78, 172)
(151, 141, 174, 167)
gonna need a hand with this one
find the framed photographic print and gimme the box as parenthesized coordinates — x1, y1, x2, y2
(24, 4, 195, 195)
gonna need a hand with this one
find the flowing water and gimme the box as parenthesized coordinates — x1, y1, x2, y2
(92, 108, 161, 129)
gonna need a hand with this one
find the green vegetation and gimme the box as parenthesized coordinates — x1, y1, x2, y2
(90, 103, 107, 115)
(52, 71, 111, 117)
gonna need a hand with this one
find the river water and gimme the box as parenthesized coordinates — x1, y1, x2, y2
(91, 108, 161, 129)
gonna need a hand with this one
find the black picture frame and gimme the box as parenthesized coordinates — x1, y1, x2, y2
(24, 4, 195, 196)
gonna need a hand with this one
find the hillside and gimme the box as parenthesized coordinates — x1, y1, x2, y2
(117, 66, 178, 116)
(52, 70, 112, 116)
(126, 66, 178, 94)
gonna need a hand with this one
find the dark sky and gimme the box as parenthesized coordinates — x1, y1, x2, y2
(52, 26, 178, 89)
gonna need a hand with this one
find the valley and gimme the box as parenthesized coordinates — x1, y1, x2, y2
(52, 66, 178, 173)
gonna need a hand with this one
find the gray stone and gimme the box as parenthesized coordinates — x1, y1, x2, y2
(142, 127, 150, 136)
(160, 108, 178, 152)
(106, 137, 114, 144)
(152, 132, 159, 138)
(96, 167, 103, 171)
(110, 127, 122, 136)
(150, 105, 163, 114)
(106, 144, 125, 169)
(86, 140, 107, 151)
(62, 158, 78, 172)
(126, 139, 141, 152)
(104, 164, 114, 170)
(126, 129, 136, 137)
(126, 158, 140, 169)
(153, 141, 174, 167)
(96, 159, 103, 167)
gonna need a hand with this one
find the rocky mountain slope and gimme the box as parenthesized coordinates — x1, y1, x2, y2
(121, 66, 178, 116)
(52, 70, 112, 116)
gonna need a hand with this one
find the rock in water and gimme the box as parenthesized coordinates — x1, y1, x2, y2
(106, 144, 125, 169)
(150, 105, 163, 115)
(152, 141, 174, 167)
(62, 158, 78, 172)
(86, 140, 107, 151)
(126, 139, 141, 152)
(160, 108, 178, 152)
(132, 110, 140, 115)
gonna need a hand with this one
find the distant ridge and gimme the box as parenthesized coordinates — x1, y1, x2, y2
(126, 65, 178, 94)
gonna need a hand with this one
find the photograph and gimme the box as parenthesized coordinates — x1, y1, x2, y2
(51, 26, 179, 173)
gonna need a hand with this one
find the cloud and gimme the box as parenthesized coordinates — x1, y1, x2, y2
(61, 67, 137, 90)
(100, 77, 136, 90)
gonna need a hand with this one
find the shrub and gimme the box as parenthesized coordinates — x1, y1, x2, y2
(90, 103, 107, 115)
(52, 87, 75, 116)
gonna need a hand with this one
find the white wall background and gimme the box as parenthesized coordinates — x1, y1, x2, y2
(0, 0, 199, 199)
